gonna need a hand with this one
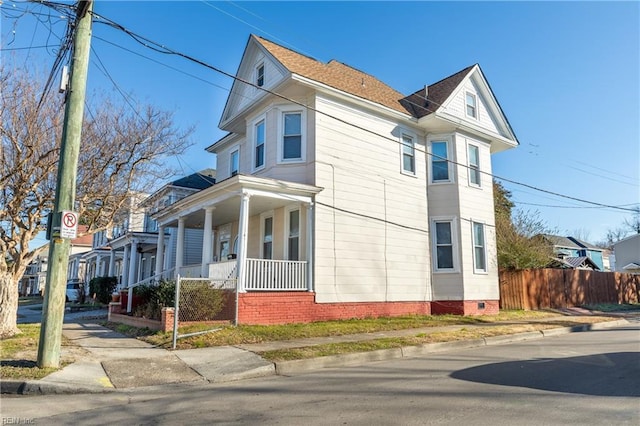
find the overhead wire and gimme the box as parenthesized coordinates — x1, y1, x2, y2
(25, 2, 637, 216)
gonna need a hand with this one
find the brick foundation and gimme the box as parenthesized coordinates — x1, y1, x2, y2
(237, 292, 433, 325)
(431, 300, 499, 316)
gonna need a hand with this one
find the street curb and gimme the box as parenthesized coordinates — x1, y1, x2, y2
(1, 380, 115, 395)
(207, 364, 276, 383)
(273, 318, 631, 375)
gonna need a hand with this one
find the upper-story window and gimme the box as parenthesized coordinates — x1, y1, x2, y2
(255, 120, 265, 170)
(468, 144, 481, 186)
(401, 134, 415, 175)
(230, 147, 239, 176)
(282, 112, 302, 161)
(465, 92, 477, 119)
(430, 140, 451, 183)
(256, 64, 265, 87)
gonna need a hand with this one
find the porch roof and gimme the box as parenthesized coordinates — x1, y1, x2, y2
(153, 174, 323, 229)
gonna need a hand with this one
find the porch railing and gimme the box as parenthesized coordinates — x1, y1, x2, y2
(124, 268, 175, 313)
(244, 258, 307, 291)
(178, 264, 203, 278)
(209, 260, 237, 280)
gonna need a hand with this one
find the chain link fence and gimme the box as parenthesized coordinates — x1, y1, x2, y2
(172, 276, 237, 349)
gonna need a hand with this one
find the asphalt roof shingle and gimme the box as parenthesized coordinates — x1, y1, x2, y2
(254, 35, 474, 118)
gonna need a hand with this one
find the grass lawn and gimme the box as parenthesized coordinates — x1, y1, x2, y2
(106, 309, 615, 355)
(0, 324, 87, 380)
(583, 303, 640, 312)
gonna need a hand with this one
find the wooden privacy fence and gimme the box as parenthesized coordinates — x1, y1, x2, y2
(499, 269, 640, 310)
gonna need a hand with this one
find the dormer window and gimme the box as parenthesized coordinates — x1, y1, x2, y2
(465, 92, 477, 118)
(256, 64, 264, 87)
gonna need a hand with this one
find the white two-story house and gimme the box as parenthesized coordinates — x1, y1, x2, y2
(150, 35, 518, 323)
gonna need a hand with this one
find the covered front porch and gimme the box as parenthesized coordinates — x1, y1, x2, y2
(153, 174, 322, 292)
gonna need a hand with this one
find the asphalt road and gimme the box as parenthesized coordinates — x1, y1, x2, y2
(3, 322, 639, 426)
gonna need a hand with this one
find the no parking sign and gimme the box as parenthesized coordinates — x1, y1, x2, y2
(60, 210, 78, 239)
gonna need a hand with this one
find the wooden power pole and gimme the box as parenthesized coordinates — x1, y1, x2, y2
(38, 0, 93, 368)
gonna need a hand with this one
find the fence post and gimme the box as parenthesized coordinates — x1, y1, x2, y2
(172, 274, 181, 350)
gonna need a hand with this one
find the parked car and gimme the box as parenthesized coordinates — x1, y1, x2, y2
(66, 280, 82, 303)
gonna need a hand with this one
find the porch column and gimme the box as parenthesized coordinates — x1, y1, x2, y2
(108, 249, 116, 276)
(127, 240, 138, 287)
(96, 255, 104, 277)
(176, 217, 185, 276)
(236, 192, 251, 293)
(155, 225, 165, 278)
(121, 245, 130, 288)
(201, 207, 215, 277)
(306, 202, 314, 292)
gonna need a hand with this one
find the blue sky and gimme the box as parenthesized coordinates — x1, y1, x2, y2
(3, 1, 638, 248)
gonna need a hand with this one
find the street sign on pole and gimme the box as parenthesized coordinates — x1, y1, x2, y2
(60, 210, 78, 239)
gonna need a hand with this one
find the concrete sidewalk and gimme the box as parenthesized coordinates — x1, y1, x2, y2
(2, 309, 633, 395)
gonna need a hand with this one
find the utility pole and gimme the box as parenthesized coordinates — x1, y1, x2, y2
(38, 0, 93, 368)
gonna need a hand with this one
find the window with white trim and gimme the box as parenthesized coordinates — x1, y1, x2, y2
(465, 92, 477, 118)
(401, 134, 415, 174)
(430, 141, 450, 182)
(287, 209, 300, 261)
(282, 112, 302, 160)
(473, 221, 486, 272)
(468, 144, 481, 186)
(254, 120, 265, 169)
(230, 147, 239, 176)
(256, 64, 264, 87)
(262, 215, 273, 259)
(434, 220, 455, 271)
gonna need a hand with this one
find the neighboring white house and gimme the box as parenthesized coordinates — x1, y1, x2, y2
(613, 234, 640, 274)
(20, 227, 93, 296)
(148, 35, 519, 322)
(81, 171, 217, 291)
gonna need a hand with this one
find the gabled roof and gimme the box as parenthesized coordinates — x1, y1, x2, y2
(170, 171, 216, 190)
(541, 234, 583, 249)
(400, 65, 475, 118)
(622, 262, 640, 271)
(254, 36, 411, 115)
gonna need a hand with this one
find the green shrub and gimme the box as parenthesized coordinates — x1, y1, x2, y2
(179, 282, 225, 321)
(133, 280, 176, 320)
(89, 276, 118, 304)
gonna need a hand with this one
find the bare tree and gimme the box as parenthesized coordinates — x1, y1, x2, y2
(494, 181, 555, 270)
(0, 65, 193, 337)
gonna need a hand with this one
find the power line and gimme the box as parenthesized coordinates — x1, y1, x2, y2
(34, 4, 638, 214)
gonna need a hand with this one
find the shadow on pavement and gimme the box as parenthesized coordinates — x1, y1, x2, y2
(451, 352, 640, 397)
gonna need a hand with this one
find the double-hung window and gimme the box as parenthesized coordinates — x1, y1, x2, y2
(431, 141, 450, 182)
(401, 134, 415, 174)
(262, 216, 273, 259)
(287, 209, 300, 261)
(282, 112, 302, 160)
(434, 221, 454, 270)
(473, 222, 486, 272)
(230, 148, 239, 176)
(468, 144, 480, 186)
(256, 64, 264, 87)
(255, 120, 265, 169)
(466, 92, 477, 118)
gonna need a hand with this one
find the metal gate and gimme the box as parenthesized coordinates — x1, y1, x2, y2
(172, 275, 237, 349)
